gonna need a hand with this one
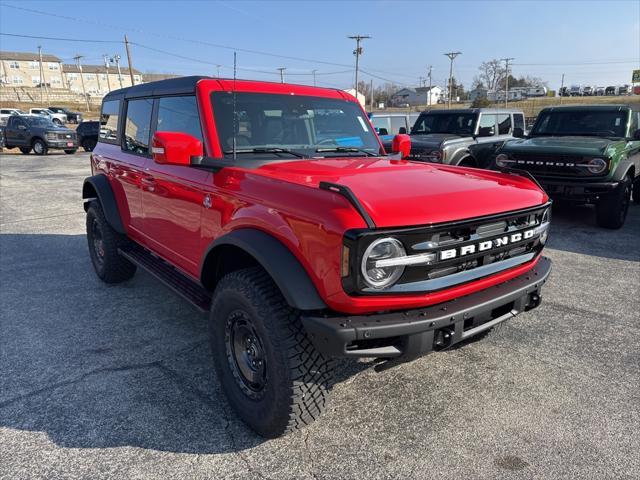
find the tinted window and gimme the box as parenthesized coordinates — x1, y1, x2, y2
(155, 96, 202, 142)
(411, 113, 476, 135)
(513, 113, 525, 131)
(532, 110, 627, 138)
(371, 116, 391, 133)
(99, 100, 120, 142)
(124, 98, 153, 154)
(497, 114, 512, 135)
(478, 114, 496, 130)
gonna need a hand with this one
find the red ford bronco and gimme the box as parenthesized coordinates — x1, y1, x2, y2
(84, 77, 551, 437)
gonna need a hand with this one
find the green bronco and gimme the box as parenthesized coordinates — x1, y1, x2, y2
(494, 105, 640, 229)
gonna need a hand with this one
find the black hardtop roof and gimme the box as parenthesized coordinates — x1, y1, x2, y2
(103, 76, 211, 101)
(538, 104, 638, 113)
(421, 108, 523, 115)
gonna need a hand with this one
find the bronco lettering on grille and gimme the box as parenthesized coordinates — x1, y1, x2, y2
(438, 229, 535, 261)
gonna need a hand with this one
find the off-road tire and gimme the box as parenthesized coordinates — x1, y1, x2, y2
(32, 138, 48, 156)
(209, 267, 335, 438)
(595, 174, 632, 229)
(458, 156, 477, 168)
(86, 201, 136, 283)
(64, 149, 77, 154)
(632, 176, 640, 205)
(19, 147, 31, 154)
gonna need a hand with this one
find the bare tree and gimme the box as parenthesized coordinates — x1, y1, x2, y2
(476, 59, 506, 91)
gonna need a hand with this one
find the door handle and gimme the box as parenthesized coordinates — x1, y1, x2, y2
(141, 176, 156, 192)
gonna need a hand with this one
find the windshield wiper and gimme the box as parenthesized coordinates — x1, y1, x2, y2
(222, 147, 307, 158)
(315, 147, 377, 157)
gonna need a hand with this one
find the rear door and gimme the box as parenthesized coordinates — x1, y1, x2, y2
(141, 95, 211, 276)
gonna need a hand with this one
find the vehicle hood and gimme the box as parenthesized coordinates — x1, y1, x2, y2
(501, 136, 618, 156)
(244, 158, 547, 228)
(409, 133, 469, 149)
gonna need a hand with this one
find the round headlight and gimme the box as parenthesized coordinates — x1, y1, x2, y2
(495, 153, 510, 167)
(427, 150, 443, 162)
(587, 158, 607, 174)
(361, 238, 406, 289)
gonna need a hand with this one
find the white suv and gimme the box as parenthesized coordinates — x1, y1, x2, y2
(29, 108, 67, 125)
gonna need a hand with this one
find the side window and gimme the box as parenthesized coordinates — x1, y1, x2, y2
(124, 98, 153, 154)
(99, 100, 120, 143)
(497, 114, 512, 135)
(155, 96, 203, 142)
(513, 113, 525, 131)
(371, 116, 391, 134)
(390, 116, 406, 134)
(478, 114, 497, 135)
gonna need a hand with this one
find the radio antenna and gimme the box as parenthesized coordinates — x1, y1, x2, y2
(232, 52, 237, 161)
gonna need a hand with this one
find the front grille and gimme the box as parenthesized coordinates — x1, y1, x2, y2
(345, 204, 549, 295)
(508, 153, 606, 177)
(56, 132, 76, 141)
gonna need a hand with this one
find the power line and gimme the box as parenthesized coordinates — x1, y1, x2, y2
(0, 32, 120, 43)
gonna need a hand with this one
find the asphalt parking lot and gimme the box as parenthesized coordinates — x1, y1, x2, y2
(1, 151, 638, 480)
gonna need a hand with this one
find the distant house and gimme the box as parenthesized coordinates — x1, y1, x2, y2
(343, 88, 366, 107)
(390, 86, 443, 106)
(63, 64, 142, 96)
(0, 50, 64, 88)
(468, 87, 488, 102)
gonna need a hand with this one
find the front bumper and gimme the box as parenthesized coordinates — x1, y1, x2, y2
(302, 256, 551, 361)
(47, 140, 78, 149)
(539, 179, 619, 202)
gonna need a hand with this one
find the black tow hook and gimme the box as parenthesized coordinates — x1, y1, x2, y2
(434, 328, 454, 349)
(526, 293, 542, 311)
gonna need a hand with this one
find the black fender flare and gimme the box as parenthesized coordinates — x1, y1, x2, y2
(82, 175, 126, 234)
(201, 229, 328, 311)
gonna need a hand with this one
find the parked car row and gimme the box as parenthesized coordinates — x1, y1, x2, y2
(559, 85, 632, 96)
(0, 106, 82, 125)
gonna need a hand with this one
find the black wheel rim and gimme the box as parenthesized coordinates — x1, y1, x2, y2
(225, 310, 267, 398)
(91, 218, 105, 267)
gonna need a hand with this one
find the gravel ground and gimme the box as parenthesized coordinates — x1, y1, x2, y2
(1, 151, 638, 480)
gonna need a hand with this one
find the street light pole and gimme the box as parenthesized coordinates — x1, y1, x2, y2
(74, 54, 90, 112)
(427, 65, 432, 106)
(112, 55, 124, 88)
(444, 52, 461, 109)
(348, 35, 370, 95)
(277, 67, 286, 83)
(103, 54, 112, 92)
(312, 69, 317, 87)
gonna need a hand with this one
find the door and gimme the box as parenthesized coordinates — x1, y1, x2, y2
(5, 118, 28, 146)
(141, 95, 211, 276)
(469, 113, 498, 166)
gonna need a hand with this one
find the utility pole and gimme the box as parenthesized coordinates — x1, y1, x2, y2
(216, 65, 222, 77)
(348, 35, 370, 95)
(74, 54, 90, 112)
(444, 51, 461, 109)
(37, 45, 48, 104)
(427, 65, 433, 106)
(312, 69, 317, 87)
(124, 34, 136, 85)
(112, 55, 124, 88)
(418, 76, 425, 88)
(501, 57, 515, 107)
(103, 54, 112, 92)
(277, 67, 286, 83)
(370, 79, 374, 112)
(559, 73, 565, 104)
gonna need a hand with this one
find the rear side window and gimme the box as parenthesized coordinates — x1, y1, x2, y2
(478, 114, 497, 134)
(155, 96, 203, 142)
(390, 116, 406, 134)
(498, 114, 512, 135)
(124, 98, 153, 155)
(99, 100, 120, 142)
(513, 113, 525, 131)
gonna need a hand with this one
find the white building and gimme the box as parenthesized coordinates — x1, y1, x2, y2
(343, 88, 366, 107)
(390, 86, 443, 106)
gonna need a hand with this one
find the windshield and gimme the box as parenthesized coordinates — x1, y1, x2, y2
(410, 113, 477, 135)
(211, 92, 382, 158)
(24, 117, 56, 127)
(531, 110, 628, 138)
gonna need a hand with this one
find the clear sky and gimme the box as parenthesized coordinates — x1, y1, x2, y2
(1, 0, 638, 91)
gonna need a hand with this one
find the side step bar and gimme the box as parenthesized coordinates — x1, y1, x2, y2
(118, 245, 211, 313)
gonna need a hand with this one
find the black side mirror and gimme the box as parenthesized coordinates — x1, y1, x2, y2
(378, 127, 388, 136)
(398, 127, 407, 134)
(478, 126, 495, 137)
(513, 127, 525, 138)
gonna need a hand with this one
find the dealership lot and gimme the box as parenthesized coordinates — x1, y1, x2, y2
(0, 151, 638, 479)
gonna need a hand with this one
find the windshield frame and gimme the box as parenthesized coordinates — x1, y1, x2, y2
(210, 91, 383, 160)
(530, 109, 629, 139)
(410, 112, 478, 136)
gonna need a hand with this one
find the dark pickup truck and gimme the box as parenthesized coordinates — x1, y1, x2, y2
(1, 115, 78, 155)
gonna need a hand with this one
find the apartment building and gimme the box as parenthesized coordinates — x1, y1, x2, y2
(0, 50, 65, 88)
(62, 64, 142, 96)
